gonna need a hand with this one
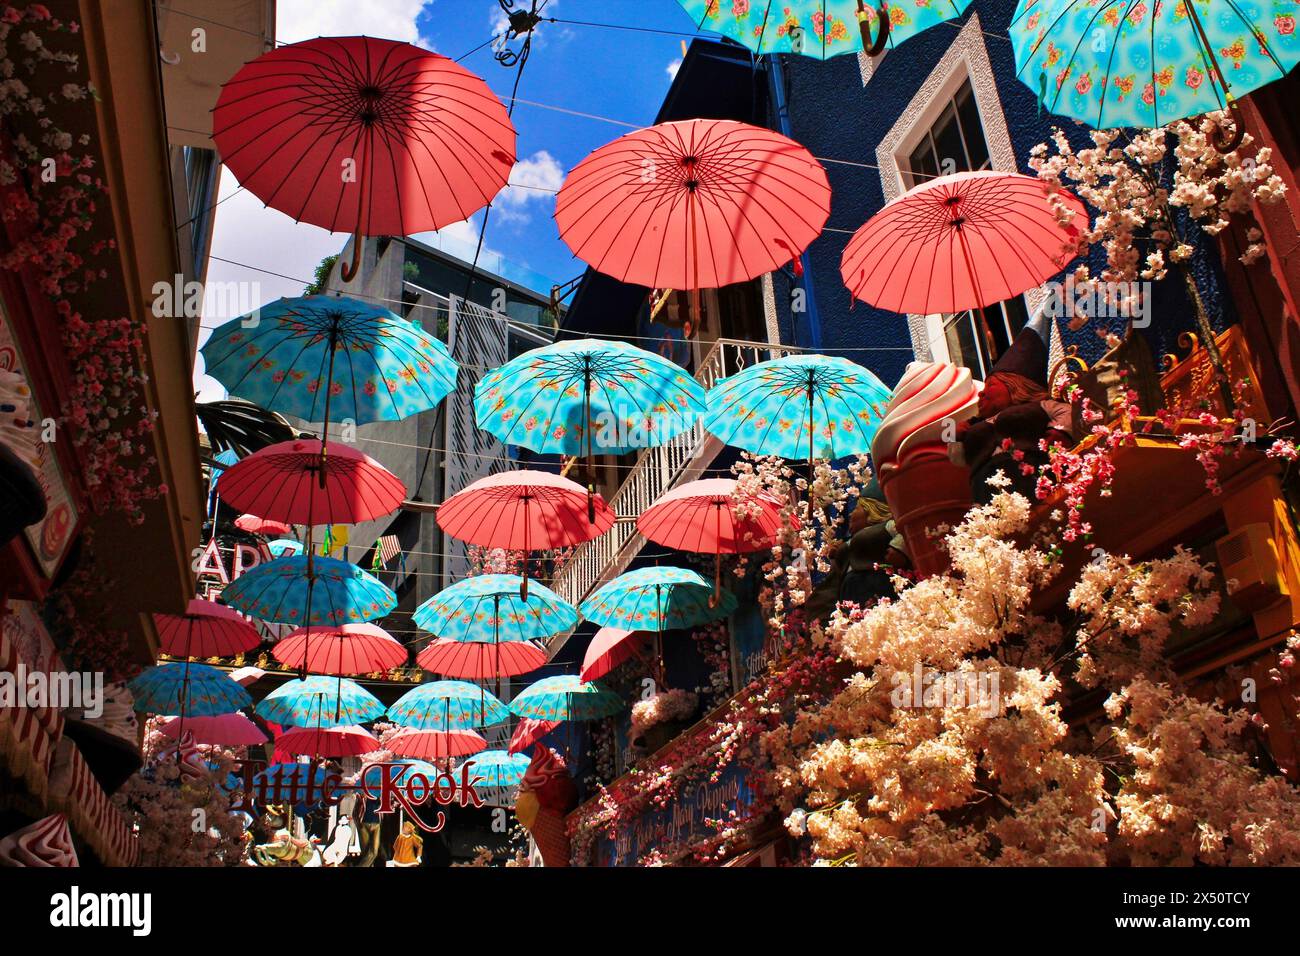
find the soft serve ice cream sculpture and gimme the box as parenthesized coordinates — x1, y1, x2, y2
(870, 362, 982, 574)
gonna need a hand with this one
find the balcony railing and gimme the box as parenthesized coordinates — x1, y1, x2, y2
(550, 337, 800, 608)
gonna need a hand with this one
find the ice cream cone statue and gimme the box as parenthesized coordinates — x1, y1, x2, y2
(871, 361, 980, 575)
(514, 746, 577, 867)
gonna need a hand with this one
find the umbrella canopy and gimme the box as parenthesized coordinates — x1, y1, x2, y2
(275, 725, 380, 758)
(212, 37, 515, 280)
(201, 295, 458, 427)
(152, 599, 261, 659)
(272, 623, 408, 676)
(387, 727, 487, 760)
(416, 639, 547, 680)
(507, 717, 559, 754)
(841, 170, 1087, 316)
(580, 566, 736, 632)
(1010, 0, 1300, 131)
(436, 469, 614, 549)
(158, 713, 267, 746)
(128, 663, 252, 718)
(268, 538, 304, 557)
(475, 338, 705, 457)
(555, 119, 830, 291)
(704, 355, 891, 465)
(509, 675, 623, 722)
(234, 514, 292, 537)
(580, 627, 647, 683)
(220, 554, 396, 627)
(254, 675, 384, 729)
(457, 749, 530, 789)
(412, 574, 578, 644)
(676, 0, 974, 58)
(209, 448, 241, 493)
(388, 680, 508, 730)
(638, 478, 785, 554)
(215, 439, 406, 527)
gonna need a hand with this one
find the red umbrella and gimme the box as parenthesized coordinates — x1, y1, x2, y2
(637, 478, 786, 594)
(272, 623, 407, 676)
(437, 469, 613, 599)
(555, 119, 830, 320)
(840, 170, 1086, 315)
(580, 627, 646, 683)
(215, 438, 406, 527)
(416, 638, 546, 680)
(158, 713, 268, 747)
(276, 725, 380, 758)
(388, 727, 487, 760)
(234, 514, 292, 537)
(213, 36, 515, 280)
(153, 598, 261, 658)
(507, 717, 558, 755)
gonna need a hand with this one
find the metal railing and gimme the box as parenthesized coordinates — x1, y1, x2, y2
(550, 337, 799, 607)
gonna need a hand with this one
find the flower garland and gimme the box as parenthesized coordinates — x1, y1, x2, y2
(0, 2, 161, 523)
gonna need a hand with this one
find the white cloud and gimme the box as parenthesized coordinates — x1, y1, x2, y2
(666, 58, 682, 80)
(276, 0, 433, 46)
(492, 150, 564, 225)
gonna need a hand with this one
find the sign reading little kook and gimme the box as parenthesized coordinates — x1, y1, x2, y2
(596, 762, 754, 866)
(231, 760, 484, 833)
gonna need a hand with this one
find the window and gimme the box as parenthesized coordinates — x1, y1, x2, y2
(905, 80, 1022, 379)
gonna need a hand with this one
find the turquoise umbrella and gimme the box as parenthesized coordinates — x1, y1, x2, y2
(413, 574, 578, 644)
(128, 662, 251, 717)
(1010, 0, 1300, 134)
(219, 554, 396, 627)
(508, 674, 623, 722)
(476, 339, 705, 519)
(676, 0, 972, 58)
(456, 749, 531, 789)
(703, 355, 891, 474)
(579, 566, 736, 632)
(388, 680, 508, 730)
(201, 295, 458, 427)
(254, 675, 384, 729)
(267, 538, 304, 557)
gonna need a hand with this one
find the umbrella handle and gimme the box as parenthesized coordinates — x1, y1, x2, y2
(858, 2, 890, 56)
(1211, 100, 1245, 154)
(340, 231, 362, 282)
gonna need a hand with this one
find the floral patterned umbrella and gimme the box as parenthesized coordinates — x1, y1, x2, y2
(254, 676, 384, 729)
(412, 574, 578, 644)
(387, 680, 509, 730)
(578, 566, 735, 632)
(456, 749, 531, 789)
(128, 663, 251, 718)
(1010, 0, 1300, 138)
(676, 0, 973, 58)
(219, 554, 396, 627)
(508, 675, 623, 722)
(703, 355, 890, 476)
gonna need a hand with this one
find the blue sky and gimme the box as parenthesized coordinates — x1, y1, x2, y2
(196, 0, 705, 400)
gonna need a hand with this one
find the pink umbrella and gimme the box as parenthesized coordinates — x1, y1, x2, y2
(388, 727, 487, 760)
(637, 478, 786, 594)
(214, 438, 406, 527)
(153, 598, 261, 659)
(556, 119, 830, 321)
(507, 717, 558, 755)
(276, 725, 379, 758)
(416, 639, 546, 680)
(840, 170, 1086, 315)
(158, 713, 268, 746)
(580, 626, 646, 683)
(234, 514, 293, 537)
(437, 469, 613, 599)
(271, 623, 407, 676)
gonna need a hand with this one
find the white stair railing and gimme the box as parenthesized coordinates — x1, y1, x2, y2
(550, 337, 799, 608)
